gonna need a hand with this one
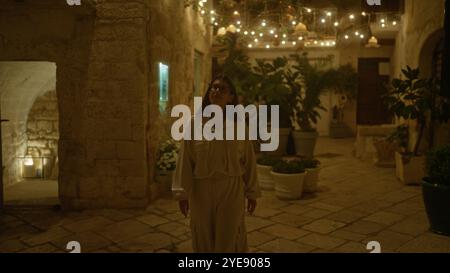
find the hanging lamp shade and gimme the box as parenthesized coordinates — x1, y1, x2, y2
(294, 22, 308, 35)
(366, 36, 381, 48)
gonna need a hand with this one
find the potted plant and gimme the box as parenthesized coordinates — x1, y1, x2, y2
(288, 54, 329, 158)
(253, 57, 294, 156)
(271, 159, 306, 200)
(256, 154, 279, 190)
(422, 144, 450, 236)
(384, 66, 449, 185)
(155, 139, 180, 192)
(302, 158, 321, 193)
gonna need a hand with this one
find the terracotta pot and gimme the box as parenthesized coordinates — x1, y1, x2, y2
(257, 164, 275, 190)
(304, 168, 320, 193)
(271, 171, 306, 200)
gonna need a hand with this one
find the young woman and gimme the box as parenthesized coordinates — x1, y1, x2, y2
(172, 75, 261, 253)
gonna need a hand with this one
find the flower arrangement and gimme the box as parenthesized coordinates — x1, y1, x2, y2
(156, 139, 180, 172)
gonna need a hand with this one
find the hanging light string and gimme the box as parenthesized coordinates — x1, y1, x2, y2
(189, 0, 400, 49)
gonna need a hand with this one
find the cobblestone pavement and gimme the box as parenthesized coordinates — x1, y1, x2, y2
(1, 138, 449, 253)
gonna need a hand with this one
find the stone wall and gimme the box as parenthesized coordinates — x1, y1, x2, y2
(391, 0, 448, 150)
(146, 0, 212, 200)
(26, 90, 59, 179)
(0, 0, 212, 208)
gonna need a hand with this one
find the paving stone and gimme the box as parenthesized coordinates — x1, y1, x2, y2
(341, 220, 386, 235)
(363, 211, 405, 226)
(388, 214, 430, 236)
(22, 226, 72, 246)
(363, 230, 414, 251)
(297, 233, 346, 250)
(270, 213, 315, 227)
(396, 233, 450, 253)
(157, 222, 190, 237)
(0, 239, 26, 253)
(260, 224, 310, 240)
(279, 204, 314, 215)
(333, 242, 368, 253)
(51, 231, 112, 253)
(258, 239, 316, 253)
(175, 240, 193, 253)
(307, 202, 343, 212)
(63, 216, 114, 233)
(302, 209, 333, 219)
(329, 230, 367, 242)
(375, 190, 418, 204)
(302, 219, 346, 234)
(326, 210, 366, 224)
(19, 243, 60, 253)
(248, 231, 276, 247)
(95, 219, 153, 243)
(253, 207, 282, 218)
(118, 232, 177, 253)
(245, 216, 274, 232)
(136, 214, 170, 227)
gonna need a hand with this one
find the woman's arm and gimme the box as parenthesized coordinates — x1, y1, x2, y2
(243, 140, 261, 200)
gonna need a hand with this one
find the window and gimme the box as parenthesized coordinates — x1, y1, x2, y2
(159, 62, 169, 112)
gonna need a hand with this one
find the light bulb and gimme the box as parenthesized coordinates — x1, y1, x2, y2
(298, 36, 303, 40)
(244, 31, 248, 35)
(344, 35, 349, 39)
(266, 45, 270, 49)
(248, 44, 253, 48)
(254, 38, 258, 43)
(259, 33, 263, 37)
(210, 10, 215, 15)
(334, 22, 339, 27)
(270, 29, 275, 35)
(307, 8, 312, 13)
(261, 21, 266, 27)
(381, 19, 385, 23)
(321, 18, 326, 23)
(293, 41, 297, 45)
(233, 11, 239, 16)
(283, 34, 287, 38)
(327, 12, 332, 17)
(382, 23, 386, 28)
(237, 20, 241, 25)
(292, 21, 297, 25)
(282, 40, 286, 45)
(393, 21, 397, 26)
(251, 31, 255, 35)
(362, 11, 366, 16)
(349, 14, 355, 20)
(355, 31, 359, 36)
(360, 34, 364, 39)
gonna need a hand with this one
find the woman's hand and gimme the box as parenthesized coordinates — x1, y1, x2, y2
(179, 200, 189, 217)
(247, 199, 257, 215)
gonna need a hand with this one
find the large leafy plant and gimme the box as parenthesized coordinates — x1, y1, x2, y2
(253, 57, 294, 128)
(287, 54, 330, 132)
(426, 144, 450, 186)
(384, 66, 450, 156)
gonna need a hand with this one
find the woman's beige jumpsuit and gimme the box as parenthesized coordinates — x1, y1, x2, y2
(172, 122, 261, 253)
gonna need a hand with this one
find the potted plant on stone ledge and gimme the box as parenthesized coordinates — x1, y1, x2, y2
(422, 144, 450, 236)
(384, 66, 449, 185)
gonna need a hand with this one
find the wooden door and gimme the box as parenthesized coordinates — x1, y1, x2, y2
(357, 58, 392, 125)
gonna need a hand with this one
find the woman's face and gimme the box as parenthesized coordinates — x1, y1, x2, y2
(208, 79, 234, 109)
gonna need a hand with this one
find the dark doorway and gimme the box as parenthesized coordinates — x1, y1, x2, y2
(357, 58, 392, 125)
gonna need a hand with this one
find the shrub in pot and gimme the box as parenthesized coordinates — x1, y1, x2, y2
(271, 159, 306, 200)
(302, 159, 321, 193)
(384, 67, 449, 185)
(256, 155, 279, 190)
(422, 144, 450, 236)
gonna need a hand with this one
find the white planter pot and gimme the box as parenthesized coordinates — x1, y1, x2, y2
(304, 168, 320, 193)
(292, 130, 318, 158)
(271, 171, 306, 200)
(395, 152, 426, 185)
(257, 164, 275, 190)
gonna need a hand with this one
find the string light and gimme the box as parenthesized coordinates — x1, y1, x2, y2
(307, 8, 312, 13)
(248, 44, 253, 48)
(344, 35, 349, 39)
(349, 14, 355, 20)
(321, 18, 326, 23)
(326, 12, 332, 17)
(393, 21, 397, 26)
(334, 22, 339, 27)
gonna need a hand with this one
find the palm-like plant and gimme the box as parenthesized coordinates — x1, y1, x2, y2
(289, 54, 328, 132)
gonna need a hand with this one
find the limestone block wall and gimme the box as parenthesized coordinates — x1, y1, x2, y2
(26, 90, 59, 178)
(146, 0, 213, 199)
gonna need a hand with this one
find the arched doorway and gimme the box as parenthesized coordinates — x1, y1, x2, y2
(0, 62, 59, 206)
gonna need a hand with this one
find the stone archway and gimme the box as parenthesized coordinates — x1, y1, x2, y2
(419, 29, 444, 78)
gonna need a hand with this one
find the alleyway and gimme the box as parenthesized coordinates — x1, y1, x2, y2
(1, 138, 449, 253)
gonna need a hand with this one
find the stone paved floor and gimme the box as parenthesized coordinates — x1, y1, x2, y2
(1, 138, 449, 253)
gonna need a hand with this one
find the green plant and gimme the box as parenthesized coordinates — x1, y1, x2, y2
(256, 155, 280, 166)
(288, 54, 330, 132)
(426, 144, 450, 186)
(386, 124, 409, 154)
(273, 159, 305, 174)
(253, 57, 293, 128)
(301, 158, 320, 169)
(214, 33, 259, 104)
(384, 66, 450, 156)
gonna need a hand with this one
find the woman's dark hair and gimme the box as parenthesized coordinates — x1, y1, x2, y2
(202, 74, 239, 109)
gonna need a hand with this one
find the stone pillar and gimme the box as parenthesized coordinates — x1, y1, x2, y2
(59, 1, 150, 209)
(443, 0, 450, 98)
